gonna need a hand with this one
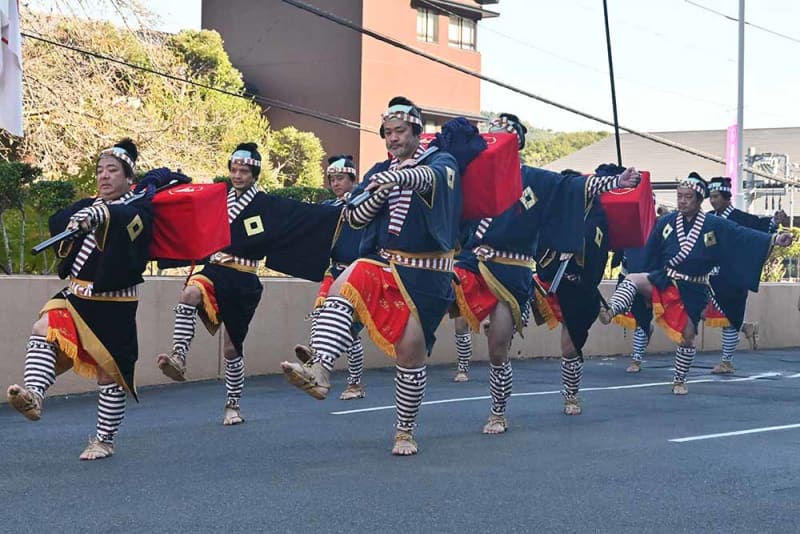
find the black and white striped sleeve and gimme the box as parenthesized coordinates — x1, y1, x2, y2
(69, 204, 109, 229)
(345, 187, 391, 228)
(370, 166, 435, 194)
(586, 174, 621, 199)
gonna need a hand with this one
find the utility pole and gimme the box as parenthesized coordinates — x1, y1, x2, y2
(735, 0, 746, 210)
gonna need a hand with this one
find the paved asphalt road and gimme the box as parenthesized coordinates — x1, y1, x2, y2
(2, 348, 799, 533)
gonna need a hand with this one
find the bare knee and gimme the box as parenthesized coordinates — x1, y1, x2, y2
(395, 318, 426, 368)
(454, 317, 469, 335)
(222, 331, 237, 359)
(181, 285, 202, 307)
(96, 367, 114, 386)
(560, 328, 577, 357)
(32, 315, 49, 336)
(682, 324, 697, 346)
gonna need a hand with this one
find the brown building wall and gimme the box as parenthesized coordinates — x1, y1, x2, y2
(201, 0, 363, 168)
(203, 0, 483, 174)
(359, 0, 482, 166)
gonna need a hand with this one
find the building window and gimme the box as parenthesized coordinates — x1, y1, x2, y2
(416, 9, 438, 43)
(448, 15, 476, 50)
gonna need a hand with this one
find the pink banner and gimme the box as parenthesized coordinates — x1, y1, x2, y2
(725, 124, 738, 198)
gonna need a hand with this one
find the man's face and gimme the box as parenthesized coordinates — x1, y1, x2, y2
(96, 156, 129, 201)
(383, 119, 419, 161)
(328, 172, 354, 198)
(709, 190, 729, 212)
(230, 161, 256, 192)
(676, 186, 701, 216)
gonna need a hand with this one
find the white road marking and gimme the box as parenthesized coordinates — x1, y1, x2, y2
(670, 423, 800, 443)
(330, 372, 785, 415)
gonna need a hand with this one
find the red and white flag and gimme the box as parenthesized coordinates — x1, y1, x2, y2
(0, 0, 23, 137)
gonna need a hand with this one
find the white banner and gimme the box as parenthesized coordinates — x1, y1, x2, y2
(0, 0, 23, 137)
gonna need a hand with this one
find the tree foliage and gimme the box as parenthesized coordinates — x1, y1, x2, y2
(268, 127, 325, 188)
(762, 227, 800, 282)
(481, 111, 610, 168)
(2, 7, 325, 194)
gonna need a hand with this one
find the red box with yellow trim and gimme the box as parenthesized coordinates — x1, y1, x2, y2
(149, 182, 231, 260)
(420, 132, 521, 220)
(599, 170, 655, 249)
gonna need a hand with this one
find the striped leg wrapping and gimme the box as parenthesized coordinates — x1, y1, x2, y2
(311, 296, 354, 372)
(224, 355, 245, 406)
(489, 361, 513, 416)
(674, 345, 696, 383)
(455, 333, 472, 373)
(308, 308, 320, 345)
(96, 384, 126, 444)
(608, 279, 638, 316)
(631, 326, 649, 362)
(23, 334, 57, 400)
(346, 337, 365, 385)
(561, 354, 583, 397)
(172, 303, 197, 357)
(721, 326, 739, 362)
(395, 365, 427, 432)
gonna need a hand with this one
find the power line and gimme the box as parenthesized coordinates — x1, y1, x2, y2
(685, 0, 800, 45)
(19, 29, 379, 135)
(279, 0, 800, 187)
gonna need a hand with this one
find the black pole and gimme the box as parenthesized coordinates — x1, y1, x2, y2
(603, 0, 622, 166)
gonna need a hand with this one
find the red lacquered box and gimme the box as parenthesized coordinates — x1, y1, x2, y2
(421, 132, 521, 220)
(599, 170, 655, 249)
(149, 182, 231, 260)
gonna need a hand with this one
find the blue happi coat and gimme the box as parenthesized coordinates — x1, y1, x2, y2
(644, 210, 774, 327)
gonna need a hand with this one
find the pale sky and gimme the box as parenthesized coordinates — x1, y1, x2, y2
(25, 0, 800, 133)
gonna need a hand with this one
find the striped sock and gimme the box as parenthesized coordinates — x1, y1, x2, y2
(395, 365, 427, 432)
(489, 361, 513, 416)
(674, 345, 696, 383)
(224, 355, 245, 407)
(96, 384, 126, 444)
(455, 332, 472, 373)
(346, 337, 365, 386)
(172, 303, 197, 357)
(608, 279, 638, 316)
(23, 334, 57, 400)
(308, 308, 320, 345)
(631, 326, 649, 362)
(721, 326, 739, 362)
(561, 353, 583, 397)
(311, 296, 354, 372)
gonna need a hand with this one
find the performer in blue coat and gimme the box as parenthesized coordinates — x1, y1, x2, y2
(452, 115, 642, 430)
(600, 172, 793, 394)
(157, 143, 340, 425)
(704, 176, 789, 374)
(6, 139, 168, 460)
(296, 154, 368, 401)
(281, 96, 462, 455)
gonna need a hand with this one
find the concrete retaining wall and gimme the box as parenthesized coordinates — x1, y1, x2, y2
(1, 277, 798, 398)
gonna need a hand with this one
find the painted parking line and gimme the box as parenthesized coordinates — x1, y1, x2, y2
(670, 423, 800, 443)
(330, 371, 784, 416)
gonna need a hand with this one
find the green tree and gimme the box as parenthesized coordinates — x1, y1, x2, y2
(762, 227, 800, 281)
(268, 127, 325, 188)
(0, 162, 40, 273)
(28, 181, 76, 274)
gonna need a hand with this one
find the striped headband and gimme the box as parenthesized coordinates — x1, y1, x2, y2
(326, 158, 357, 176)
(708, 180, 731, 193)
(679, 176, 708, 198)
(229, 149, 261, 168)
(488, 117, 517, 135)
(381, 104, 423, 127)
(98, 147, 135, 172)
